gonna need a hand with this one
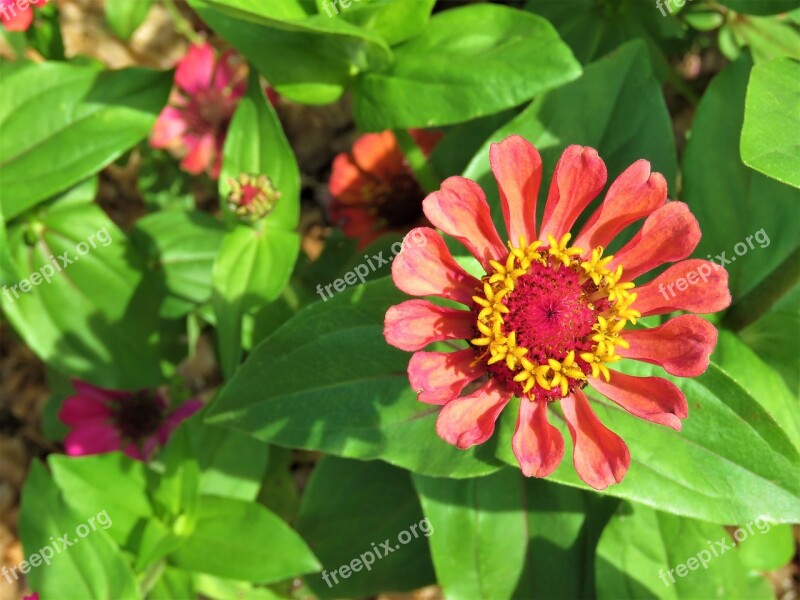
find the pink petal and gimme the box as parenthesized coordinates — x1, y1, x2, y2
(150, 106, 188, 149)
(58, 396, 113, 427)
(573, 160, 667, 252)
(512, 399, 564, 477)
(385, 300, 474, 352)
(408, 349, 486, 405)
(422, 176, 506, 271)
(392, 227, 481, 306)
(538, 146, 607, 242)
(609, 202, 700, 281)
(69, 378, 129, 403)
(0, 3, 33, 31)
(329, 153, 370, 203)
(561, 390, 630, 490)
(436, 378, 512, 449)
(64, 424, 122, 457)
(619, 315, 718, 377)
(180, 132, 217, 176)
(213, 49, 247, 99)
(633, 259, 731, 316)
(175, 42, 216, 95)
(490, 135, 541, 246)
(590, 371, 688, 431)
(122, 441, 150, 462)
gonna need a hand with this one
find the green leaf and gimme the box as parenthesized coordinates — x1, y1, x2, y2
(132, 210, 226, 318)
(682, 54, 798, 301)
(596, 502, 773, 599)
(188, 0, 392, 104)
(713, 329, 800, 452)
(414, 469, 618, 600)
(493, 362, 800, 524)
(296, 457, 435, 598)
(213, 73, 301, 376)
(353, 4, 581, 130)
(2, 202, 163, 388)
(463, 40, 678, 246)
(205, 277, 506, 478)
(316, 0, 436, 45)
(170, 495, 320, 583)
(719, 0, 800, 15)
(0, 63, 171, 219)
(49, 453, 153, 548)
(105, 0, 155, 40)
(19, 461, 139, 600)
(737, 523, 796, 572)
(148, 567, 195, 600)
(741, 57, 800, 188)
(728, 14, 800, 63)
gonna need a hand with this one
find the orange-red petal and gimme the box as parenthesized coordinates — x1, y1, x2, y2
(490, 135, 541, 245)
(561, 389, 630, 490)
(590, 371, 688, 431)
(633, 259, 731, 316)
(539, 145, 607, 242)
(610, 202, 700, 281)
(384, 300, 474, 352)
(574, 160, 667, 252)
(436, 379, 512, 449)
(423, 176, 506, 271)
(391, 227, 481, 305)
(408, 349, 486, 405)
(619, 315, 717, 377)
(512, 399, 564, 477)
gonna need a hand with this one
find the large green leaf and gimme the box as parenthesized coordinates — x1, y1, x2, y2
(719, 0, 800, 15)
(493, 361, 800, 524)
(206, 277, 506, 478)
(296, 457, 435, 598)
(170, 495, 320, 583)
(131, 210, 226, 318)
(414, 469, 618, 600)
(49, 454, 153, 548)
(315, 0, 436, 45)
(19, 462, 139, 600)
(0, 62, 170, 218)
(2, 201, 163, 388)
(353, 4, 581, 130)
(682, 54, 798, 301)
(741, 57, 800, 188)
(462, 40, 678, 250)
(596, 502, 773, 599)
(188, 0, 392, 104)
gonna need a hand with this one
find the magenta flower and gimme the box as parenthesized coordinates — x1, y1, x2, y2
(58, 380, 202, 462)
(0, 0, 47, 31)
(150, 42, 247, 180)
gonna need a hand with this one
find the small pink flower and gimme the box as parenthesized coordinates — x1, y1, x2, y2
(0, 0, 47, 31)
(58, 380, 202, 462)
(23, 594, 39, 600)
(151, 42, 247, 180)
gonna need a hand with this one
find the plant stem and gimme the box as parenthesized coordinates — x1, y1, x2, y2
(163, 0, 202, 44)
(394, 129, 441, 194)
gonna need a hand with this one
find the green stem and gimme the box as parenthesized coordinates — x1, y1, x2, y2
(139, 558, 166, 597)
(394, 129, 441, 194)
(721, 246, 800, 331)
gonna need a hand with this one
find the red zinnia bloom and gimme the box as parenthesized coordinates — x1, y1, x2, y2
(384, 135, 730, 490)
(328, 129, 442, 249)
(0, 0, 46, 31)
(58, 380, 202, 462)
(150, 42, 247, 180)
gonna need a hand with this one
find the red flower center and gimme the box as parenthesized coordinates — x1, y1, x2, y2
(185, 88, 235, 133)
(114, 392, 164, 441)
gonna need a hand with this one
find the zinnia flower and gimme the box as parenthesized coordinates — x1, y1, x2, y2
(58, 380, 202, 462)
(329, 129, 442, 248)
(0, 0, 46, 31)
(384, 135, 730, 490)
(150, 42, 247, 180)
